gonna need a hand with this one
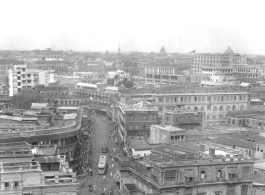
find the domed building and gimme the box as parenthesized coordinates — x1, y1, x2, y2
(224, 46, 234, 54)
(160, 46, 166, 54)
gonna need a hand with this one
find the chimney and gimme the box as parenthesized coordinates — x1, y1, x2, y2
(209, 148, 215, 156)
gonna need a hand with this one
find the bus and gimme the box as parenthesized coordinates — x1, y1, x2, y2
(98, 155, 107, 175)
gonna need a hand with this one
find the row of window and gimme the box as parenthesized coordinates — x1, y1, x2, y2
(159, 95, 248, 103)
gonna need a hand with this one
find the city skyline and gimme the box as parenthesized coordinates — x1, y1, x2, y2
(0, 0, 265, 55)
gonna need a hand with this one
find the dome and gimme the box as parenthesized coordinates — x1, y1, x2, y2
(224, 46, 234, 54)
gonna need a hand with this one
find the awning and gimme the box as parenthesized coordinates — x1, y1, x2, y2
(185, 171, 196, 177)
(228, 168, 238, 174)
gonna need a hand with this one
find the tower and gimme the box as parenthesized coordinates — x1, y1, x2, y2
(118, 43, 121, 55)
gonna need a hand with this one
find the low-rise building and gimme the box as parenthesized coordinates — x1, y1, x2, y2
(150, 125, 186, 144)
(226, 109, 265, 130)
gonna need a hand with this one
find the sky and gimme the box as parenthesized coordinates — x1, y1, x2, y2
(0, 0, 265, 54)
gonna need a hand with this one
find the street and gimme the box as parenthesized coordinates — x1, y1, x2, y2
(78, 113, 122, 195)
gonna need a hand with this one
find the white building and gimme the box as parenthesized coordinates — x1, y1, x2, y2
(9, 65, 49, 96)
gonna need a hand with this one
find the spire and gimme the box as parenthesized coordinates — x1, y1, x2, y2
(118, 43, 121, 54)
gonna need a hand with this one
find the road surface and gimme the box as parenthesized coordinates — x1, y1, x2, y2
(78, 113, 122, 195)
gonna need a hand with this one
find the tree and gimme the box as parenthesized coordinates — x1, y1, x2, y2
(107, 78, 115, 86)
(11, 89, 44, 109)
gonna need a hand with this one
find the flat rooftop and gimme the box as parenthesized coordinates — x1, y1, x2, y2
(127, 136, 151, 151)
(152, 125, 186, 132)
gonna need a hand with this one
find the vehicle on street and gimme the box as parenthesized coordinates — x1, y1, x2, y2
(102, 145, 108, 153)
(89, 184, 93, 192)
(98, 155, 107, 174)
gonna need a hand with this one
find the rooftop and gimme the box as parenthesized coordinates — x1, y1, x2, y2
(151, 125, 186, 132)
(127, 136, 152, 151)
(76, 82, 97, 88)
(211, 137, 256, 149)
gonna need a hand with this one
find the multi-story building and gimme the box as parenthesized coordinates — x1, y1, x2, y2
(123, 86, 250, 123)
(0, 106, 83, 168)
(118, 142, 254, 195)
(116, 101, 159, 143)
(8, 65, 49, 96)
(143, 58, 194, 84)
(162, 107, 206, 131)
(33, 48, 64, 60)
(192, 47, 243, 75)
(35, 60, 69, 71)
(0, 142, 78, 195)
(234, 65, 265, 82)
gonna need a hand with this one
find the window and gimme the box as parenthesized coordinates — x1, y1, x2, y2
(136, 125, 138, 130)
(217, 170, 222, 177)
(200, 171, 205, 179)
(207, 105, 211, 110)
(171, 136, 174, 141)
(14, 181, 19, 187)
(143, 124, 146, 129)
(143, 115, 146, 119)
(130, 115, 133, 120)
(130, 125, 133, 130)
(5, 182, 9, 188)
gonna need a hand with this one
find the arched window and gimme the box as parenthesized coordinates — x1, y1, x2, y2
(213, 106, 217, 111)
(228, 118, 231, 124)
(194, 107, 198, 111)
(232, 105, 236, 111)
(240, 105, 244, 110)
(232, 119, 235, 125)
(200, 106, 205, 112)
(219, 106, 223, 111)
(239, 120, 242, 125)
(226, 105, 230, 111)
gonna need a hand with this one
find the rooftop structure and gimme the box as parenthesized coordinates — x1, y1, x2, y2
(118, 142, 254, 195)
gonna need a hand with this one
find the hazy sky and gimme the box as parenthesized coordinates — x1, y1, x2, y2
(0, 0, 265, 54)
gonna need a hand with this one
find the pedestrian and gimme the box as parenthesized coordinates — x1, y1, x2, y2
(112, 164, 114, 168)
(103, 175, 105, 181)
(110, 172, 112, 177)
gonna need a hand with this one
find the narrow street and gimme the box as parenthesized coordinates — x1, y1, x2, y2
(78, 113, 122, 195)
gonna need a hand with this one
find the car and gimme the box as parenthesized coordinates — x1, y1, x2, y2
(89, 184, 93, 192)
(102, 145, 108, 153)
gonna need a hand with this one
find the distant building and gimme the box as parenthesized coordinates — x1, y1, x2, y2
(160, 46, 166, 54)
(123, 86, 250, 123)
(9, 65, 49, 96)
(192, 47, 244, 75)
